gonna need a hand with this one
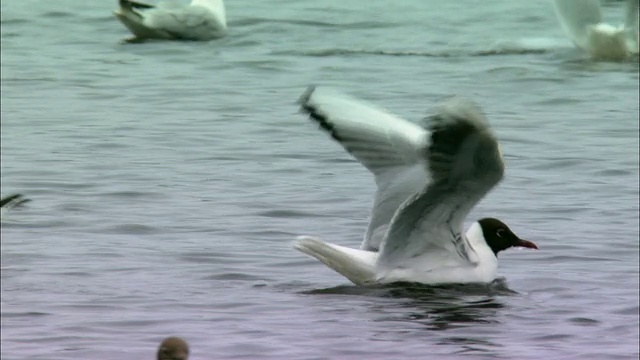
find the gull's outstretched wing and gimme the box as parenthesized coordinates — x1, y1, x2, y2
(553, 0, 603, 49)
(299, 86, 430, 251)
(377, 98, 504, 272)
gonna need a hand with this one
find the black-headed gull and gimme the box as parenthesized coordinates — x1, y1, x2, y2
(293, 87, 538, 286)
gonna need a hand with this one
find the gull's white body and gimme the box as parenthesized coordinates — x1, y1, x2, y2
(295, 223, 498, 286)
(553, 0, 639, 60)
(114, 0, 227, 41)
(294, 87, 506, 286)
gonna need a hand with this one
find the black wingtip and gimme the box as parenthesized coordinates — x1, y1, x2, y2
(0, 194, 30, 208)
(297, 86, 344, 142)
(297, 85, 316, 106)
(119, 0, 154, 10)
(119, 0, 133, 9)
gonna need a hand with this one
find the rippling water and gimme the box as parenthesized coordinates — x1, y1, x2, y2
(1, 0, 639, 359)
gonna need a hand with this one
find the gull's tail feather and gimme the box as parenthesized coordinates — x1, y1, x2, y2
(293, 236, 377, 286)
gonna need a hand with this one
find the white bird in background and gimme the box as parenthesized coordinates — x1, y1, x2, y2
(114, 0, 227, 41)
(293, 87, 538, 286)
(552, 0, 639, 60)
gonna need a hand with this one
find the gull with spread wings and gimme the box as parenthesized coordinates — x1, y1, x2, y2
(293, 87, 537, 286)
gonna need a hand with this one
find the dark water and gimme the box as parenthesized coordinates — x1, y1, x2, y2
(1, 0, 639, 359)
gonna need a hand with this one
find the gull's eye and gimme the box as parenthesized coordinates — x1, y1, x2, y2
(496, 228, 505, 237)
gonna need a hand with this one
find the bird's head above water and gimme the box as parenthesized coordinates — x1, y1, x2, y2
(478, 218, 538, 256)
(157, 337, 189, 360)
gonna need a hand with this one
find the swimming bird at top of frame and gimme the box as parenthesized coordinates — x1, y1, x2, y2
(292, 87, 538, 286)
(114, 0, 227, 41)
(552, 0, 639, 61)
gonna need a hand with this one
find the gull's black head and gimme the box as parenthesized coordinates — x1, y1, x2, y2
(478, 218, 538, 256)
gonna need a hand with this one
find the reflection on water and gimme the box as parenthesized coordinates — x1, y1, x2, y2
(305, 279, 510, 320)
(301, 279, 516, 354)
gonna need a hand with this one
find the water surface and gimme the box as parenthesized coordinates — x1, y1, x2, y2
(1, 0, 639, 359)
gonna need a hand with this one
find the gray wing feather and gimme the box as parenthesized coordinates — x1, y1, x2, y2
(299, 87, 428, 176)
(299, 86, 430, 251)
(364, 165, 428, 250)
(377, 97, 504, 270)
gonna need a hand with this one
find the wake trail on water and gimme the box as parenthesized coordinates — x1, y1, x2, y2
(274, 38, 569, 58)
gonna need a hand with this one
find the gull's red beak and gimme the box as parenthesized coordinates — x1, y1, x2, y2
(515, 239, 538, 250)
